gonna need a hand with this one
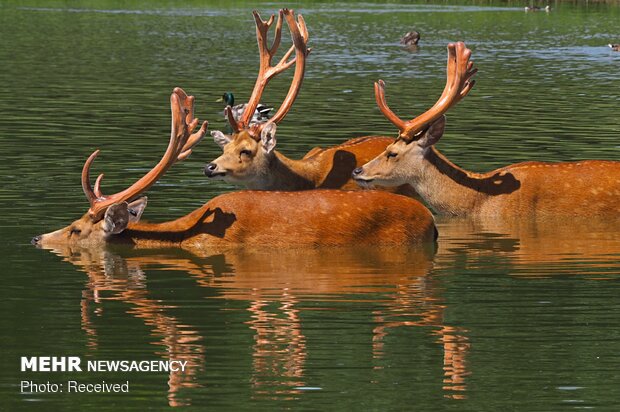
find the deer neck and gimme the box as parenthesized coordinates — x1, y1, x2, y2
(246, 151, 317, 191)
(120, 204, 214, 245)
(412, 147, 486, 216)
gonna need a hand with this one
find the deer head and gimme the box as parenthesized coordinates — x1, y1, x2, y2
(204, 9, 310, 185)
(352, 42, 476, 187)
(32, 88, 208, 247)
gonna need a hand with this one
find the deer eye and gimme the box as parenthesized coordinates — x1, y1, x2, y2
(240, 149, 252, 157)
(386, 152, 398, 159)
(70, 228, 82, 236)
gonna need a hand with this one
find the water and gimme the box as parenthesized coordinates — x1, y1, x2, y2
(1, 1, 619, 410)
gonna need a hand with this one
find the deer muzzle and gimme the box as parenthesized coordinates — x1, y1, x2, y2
(204, 163, 226, 178)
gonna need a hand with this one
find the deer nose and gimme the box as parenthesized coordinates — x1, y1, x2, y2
(204, 163, 218, 176)
(31, 235, 41, 245)
(352, 167, 363, 177)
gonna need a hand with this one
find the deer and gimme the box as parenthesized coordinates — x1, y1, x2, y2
(203, 9, 417, 198)
(32, 87, 437, 249)
(352, 42, 620, 218)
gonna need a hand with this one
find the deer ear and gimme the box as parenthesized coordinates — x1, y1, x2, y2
(127, 196, 147, 223)
(417, 116, 446, 148)
(260, 122, 277, 153)
(103, 203, 131, 235)
(211, 130, 232, 149)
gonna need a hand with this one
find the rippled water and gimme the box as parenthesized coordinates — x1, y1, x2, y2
(1, 1, 619, 410)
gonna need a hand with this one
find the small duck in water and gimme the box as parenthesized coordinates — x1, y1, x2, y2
(217, 92, 272, 124)
(400, 31, 420, 46)
(525, 5, 550, 12)
(609, 44, 620, 51)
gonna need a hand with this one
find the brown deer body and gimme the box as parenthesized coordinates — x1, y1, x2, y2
(353, 42, 620, 218)
(204, 9, 415, 197)
(33, 87, 436, 249)
(37, 190, 435, 249)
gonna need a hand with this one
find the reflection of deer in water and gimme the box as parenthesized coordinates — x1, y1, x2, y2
(207, 248, 470, 398)
(49, 245, 472, 400)
(371, 280, 470, 399)
(246, 295, 307, 398)
(55, 246, 205, 407)
(433, 217, 620, 276)
(120, 246, 470, 398)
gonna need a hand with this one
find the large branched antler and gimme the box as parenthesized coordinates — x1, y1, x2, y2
(227, 8, 310, 137)
(375, 42, 477, 141)
(82, 87, 208, 221)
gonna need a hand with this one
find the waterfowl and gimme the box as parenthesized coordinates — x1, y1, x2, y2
(217, 92, 272, 124)
(400, 31, 420, 46)
(525, 5, 550, 12)
(609, 44, 620, 51)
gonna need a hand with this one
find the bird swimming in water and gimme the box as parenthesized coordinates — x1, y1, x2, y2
(609, 44, 620, 51)
(525, 5, 550, 12)
(400, 31, 420, 46)
(217, 92, 272, 124)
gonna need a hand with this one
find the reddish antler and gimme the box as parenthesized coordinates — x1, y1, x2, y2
(82, 87, 208, 221)
(229, 8, 310, 136)
(375, 42, 477, 141)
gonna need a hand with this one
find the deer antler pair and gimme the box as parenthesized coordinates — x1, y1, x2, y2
(82, 88, 208, 221)
(81, 9, 308, 221)
(227, 8, 310, 138)
(375, 42, 477, 141)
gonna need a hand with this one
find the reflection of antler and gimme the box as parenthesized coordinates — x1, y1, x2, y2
(118, 288, 205, 406)
(64, 248, 205, 407)
(436, 325, 470, 399)
(247, 293, 307, 397)
(371, 279, 471, 399)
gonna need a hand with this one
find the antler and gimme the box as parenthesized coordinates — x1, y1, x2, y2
(375, 42, 477, 141)
(82, 87, 208, 222)
(229, 8, 310, 137)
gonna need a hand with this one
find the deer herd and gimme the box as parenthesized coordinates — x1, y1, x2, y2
(32, 8, 620, 251)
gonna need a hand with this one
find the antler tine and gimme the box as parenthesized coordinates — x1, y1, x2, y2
(238, 10, 282, 129)
(93, 173, 104, 197)
(252, 10, 279, 66)
(165, 88, 207, 163)
(83, 88, 208, 221)
(269, 10, 283, 55)
(174, 87, 208, 160)
(82, 150, 100, 205)
(434, 42, 458, 109)
(254, 9, 309, 134)
(399, 41, 476, 140)
(374, 80, 407, 131)
(456, 58, 477, 103)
